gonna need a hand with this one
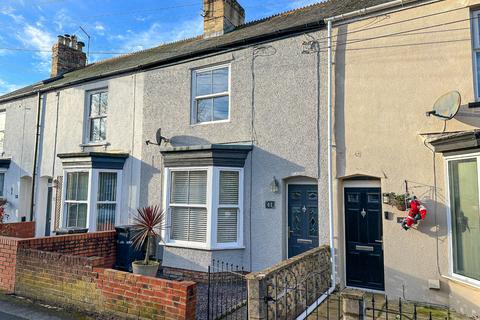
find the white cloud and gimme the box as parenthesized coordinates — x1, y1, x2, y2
(0, 79, 24, 95)
(53, 8, 76, 32)
(94, 22, 106, 36)
(114, 17, 203, 53)
(17, 24, 56, 73)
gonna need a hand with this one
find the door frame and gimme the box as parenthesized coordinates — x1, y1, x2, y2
(285, 180, 318, 259)
(342, 179, 385, 292)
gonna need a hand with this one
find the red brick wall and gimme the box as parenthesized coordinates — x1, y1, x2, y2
(18, 231, 116, 267)
(0, 237, 19, 292)
(0, 222, 35, 238)
(15, 249, 196, 320)
(97, 269, 196, 320)
(0, 231, 116, 292)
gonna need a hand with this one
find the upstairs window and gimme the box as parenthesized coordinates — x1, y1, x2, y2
(0, 110, 5, 154)
(87, 90, 108, 143)
(191, 65, 230, 124)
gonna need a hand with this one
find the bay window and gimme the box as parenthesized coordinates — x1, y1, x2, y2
(62, 169, 121, 231)
(165, 167, 243, 249)
(447, 155, 480, 284)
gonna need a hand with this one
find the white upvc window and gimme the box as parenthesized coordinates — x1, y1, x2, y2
(61, 169, 122, 231)
(445, 153, 480, 287)
(86, 89, 108, 143)
(191, 64, 230, 124)
(472, 10, 480, 100)
(164, 166, 243, 250)
(0, 110, 6, 154)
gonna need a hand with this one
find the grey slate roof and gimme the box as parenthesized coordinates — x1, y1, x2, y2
(0, 0, 393, 102)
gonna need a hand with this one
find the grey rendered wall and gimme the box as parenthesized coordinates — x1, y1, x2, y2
(141, 30, 329, 272)
(0, 96, 38, 222)
(34, 73, 144, 236)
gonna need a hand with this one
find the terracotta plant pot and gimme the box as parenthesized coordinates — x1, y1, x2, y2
(132, 260, 160, 277)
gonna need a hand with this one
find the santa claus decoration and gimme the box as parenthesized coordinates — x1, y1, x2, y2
(401, 196, 427, 230)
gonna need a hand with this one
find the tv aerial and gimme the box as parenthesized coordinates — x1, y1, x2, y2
(146, 128, 170, 146)
(426, 91, 461, 120)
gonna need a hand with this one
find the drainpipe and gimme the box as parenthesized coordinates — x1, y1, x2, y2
(30, 91, 42, 222)
(326, 19, 335, 293)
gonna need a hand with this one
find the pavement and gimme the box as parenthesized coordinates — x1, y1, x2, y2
(0, 294, 92, 320)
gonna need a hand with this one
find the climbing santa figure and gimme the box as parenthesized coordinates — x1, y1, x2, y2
(401, 196, 427, 230)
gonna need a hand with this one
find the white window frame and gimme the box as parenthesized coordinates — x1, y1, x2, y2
(84, 88, 109, 145)
(472, 10, 480, 100)
(191, 64, 231, 125)
(60, 168, 122, 232)
(163, 166, 244, 250)
(444, 152, 480, 288)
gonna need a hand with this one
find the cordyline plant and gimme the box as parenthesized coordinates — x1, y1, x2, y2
(131, 205, 166, 266)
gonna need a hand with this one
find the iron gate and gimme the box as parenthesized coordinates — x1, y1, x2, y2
(206, 260, 248, 320)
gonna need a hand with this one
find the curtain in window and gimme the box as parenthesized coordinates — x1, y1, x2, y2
(65, 172, 89, 228)
(97, 172, 117, 231)
(449, 159, 480, 281)
(217, 171, 239, 243)
(170, 171, 208, 242)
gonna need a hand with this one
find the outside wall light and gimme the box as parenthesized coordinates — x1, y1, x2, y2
(270, 177, 280, 193)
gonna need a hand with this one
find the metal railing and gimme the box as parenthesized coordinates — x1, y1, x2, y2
(364, 295, 454, 320)
(207, 260, 248, 320)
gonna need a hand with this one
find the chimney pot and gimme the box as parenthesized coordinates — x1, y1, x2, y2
(77, 41, 85, 51)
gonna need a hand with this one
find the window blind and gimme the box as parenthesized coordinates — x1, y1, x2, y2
(217, 171, 239, 243)
(97, 172, 117, 231)
(170, 170, 208, 243)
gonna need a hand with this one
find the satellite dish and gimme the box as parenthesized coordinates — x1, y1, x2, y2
(145, 128, 169, 146)
(426, 91, 461, 120)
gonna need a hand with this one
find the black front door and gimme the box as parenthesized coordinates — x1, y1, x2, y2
(288, 185, 319, 258)
(345, 187, 384, 291)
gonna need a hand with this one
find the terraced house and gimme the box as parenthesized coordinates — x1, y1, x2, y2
(0, 0, 480, 318)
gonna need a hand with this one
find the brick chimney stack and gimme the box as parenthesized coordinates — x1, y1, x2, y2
(203, 0, 245, 38)
(51, 34, 87, 77)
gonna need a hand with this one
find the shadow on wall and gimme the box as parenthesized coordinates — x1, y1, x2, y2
(169, 135, 211, 147)
(453, 104, 480, 128)
(334, 24, 348, 179)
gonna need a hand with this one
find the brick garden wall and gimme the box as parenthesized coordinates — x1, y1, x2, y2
(0, 237, 19, 292)
(0, 222, 35, 238)
(0, 231, 116, 293)
(15, 248, 197, 320)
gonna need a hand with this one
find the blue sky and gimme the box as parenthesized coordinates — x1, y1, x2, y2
(0, 0, 320, 95)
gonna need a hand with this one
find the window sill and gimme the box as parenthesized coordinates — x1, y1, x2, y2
(164, 242, 245, 251)
(442, 275, 480, 290)
(190, 119, 231, 127)
(80, 142, 110, 148)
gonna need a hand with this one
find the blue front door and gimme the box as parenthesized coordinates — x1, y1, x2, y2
(288, 185, 319, 258)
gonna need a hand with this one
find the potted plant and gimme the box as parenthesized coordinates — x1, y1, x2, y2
(387, 192, 407, 211)
(131, 205, 166, 277)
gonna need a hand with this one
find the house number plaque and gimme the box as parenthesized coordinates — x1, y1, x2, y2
(265, 201, 275, 209)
